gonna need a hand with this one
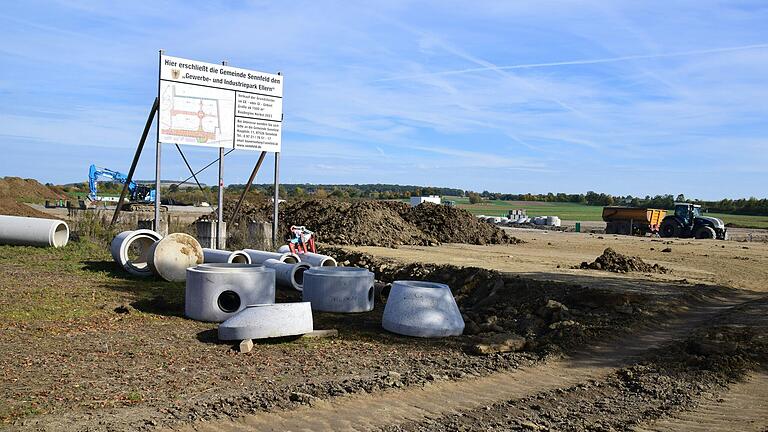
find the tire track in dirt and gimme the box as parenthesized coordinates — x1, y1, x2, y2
(168, 295, 756, 432)
(634, 372, 768, 432)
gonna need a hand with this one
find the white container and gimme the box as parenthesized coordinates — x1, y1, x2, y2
(382, 281, 464, 338)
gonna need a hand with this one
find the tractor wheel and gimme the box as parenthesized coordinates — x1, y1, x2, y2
(659, 219, 681, 238)
(694, 226, 716, 240)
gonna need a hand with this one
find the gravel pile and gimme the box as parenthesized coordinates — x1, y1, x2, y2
(579, 247, 669, 273)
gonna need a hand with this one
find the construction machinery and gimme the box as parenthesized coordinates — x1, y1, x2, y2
(659, 203, 727, 240)
(87, 164, 156, 211)
(602, 207, 667, 236)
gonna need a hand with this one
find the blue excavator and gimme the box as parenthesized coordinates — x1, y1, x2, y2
(88, 164, 156, 210)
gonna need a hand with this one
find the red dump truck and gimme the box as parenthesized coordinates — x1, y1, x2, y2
(602, 207, 667, 236)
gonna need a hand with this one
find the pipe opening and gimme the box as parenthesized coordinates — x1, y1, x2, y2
(217, 290, 241, 313)
(294, 266, 307, 286)
(53, 223, 69, 247)
(321, 259, 335, 267)
(368, 286, 374, 303)
(127, 237, 155, 270)
(231, 254, 248, 263)
(283, 256, 299, 264)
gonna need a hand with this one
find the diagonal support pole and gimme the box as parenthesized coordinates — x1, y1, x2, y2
(175, 149, 235, 188)
(174, 144, 205, 193)
(230, 151, 267, 224)
(111, 97, 158, 227)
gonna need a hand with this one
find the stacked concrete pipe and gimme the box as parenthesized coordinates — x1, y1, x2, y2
(243, 249, 300, 265)
(0, 215, 69, 248)
(110, 229, 163, 276)
(186, 264, 276, 322)
(302, 267, 375, 312)
(147, 233, 204, 282)
(203, 248, 252, 264)
(262, 258, 310, 291)
(276, 245, 337, 267)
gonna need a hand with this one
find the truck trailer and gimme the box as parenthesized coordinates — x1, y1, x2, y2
(602, 207, 667, 236)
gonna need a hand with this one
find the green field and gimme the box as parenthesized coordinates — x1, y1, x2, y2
(444, 196, 768, 229)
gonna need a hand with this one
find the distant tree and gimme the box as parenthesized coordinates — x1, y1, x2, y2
(468, 193, 482, 204)
(314, 188, 329, 199)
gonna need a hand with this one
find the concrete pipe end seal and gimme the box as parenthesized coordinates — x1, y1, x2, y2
(382, 280, 465, 338)
(148, 233, 204, 282)
(218, 302, 313, 341)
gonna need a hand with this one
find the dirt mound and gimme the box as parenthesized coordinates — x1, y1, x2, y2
(218, 199, 518, 247)
(0, 198, 57, 219)
(403, 202, 517, 245)
(579, 247, 668, 273)
(0, 177, 65, 202)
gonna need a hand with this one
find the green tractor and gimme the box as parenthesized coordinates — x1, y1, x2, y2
(659, 203, 727, 240)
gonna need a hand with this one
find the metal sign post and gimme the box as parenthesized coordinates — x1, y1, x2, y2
(273, 151, 280, 246)
(216, 60, 228, 249)
(154, 49, 164, 233)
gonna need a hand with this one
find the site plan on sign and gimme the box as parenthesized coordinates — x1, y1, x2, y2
(158, 54, 283, 152)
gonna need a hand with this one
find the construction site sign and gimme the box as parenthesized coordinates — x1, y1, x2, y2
(158, 54, 283, 152)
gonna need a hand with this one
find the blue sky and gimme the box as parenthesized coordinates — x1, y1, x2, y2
(1, 1, 767, 199)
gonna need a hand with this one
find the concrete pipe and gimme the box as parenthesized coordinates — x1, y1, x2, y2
(218, 302, 313, 340)
(382, 280, 465, 338)
(243, 249, 300, 265)
(277, 246, 337, 267)
(147, 233, 204, 282)
(262, 258, 310, 291)
(203, 248, 252, 264)
(110, 229, 163, 276)
(185, 264, 276, 322)
(303, 267, 375, 312)
(0, 215, 69, 248)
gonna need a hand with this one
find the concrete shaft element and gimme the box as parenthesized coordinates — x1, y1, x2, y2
(147, 233, 204, 282)
(277, 246, 337, 267)
(243, 249, 300, 265)
(303, 267, 375, 312)
(185, 264, 276, 322)
(382, 281, 465, 338)
(110, 229, 163, 276)
(218, 302, 313, 340)
(0, 215, 69, 248)
(262, 258, 310, 291)
(203, 248, 251, 264)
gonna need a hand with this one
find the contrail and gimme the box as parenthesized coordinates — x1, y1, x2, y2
(375, 43, 768, 82)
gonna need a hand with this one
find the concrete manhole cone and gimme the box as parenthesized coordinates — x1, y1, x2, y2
(382, 280, 465, 337)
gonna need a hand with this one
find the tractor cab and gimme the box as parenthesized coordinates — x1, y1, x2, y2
(673, 203, 700, 224)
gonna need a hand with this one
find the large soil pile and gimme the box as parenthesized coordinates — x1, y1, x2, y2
(579, 247, 668, 273)
(219, 199, 518, 247)
(402, 202, 512, 245)
(0, 198, 57, 218)
(0, 177, 65, 201)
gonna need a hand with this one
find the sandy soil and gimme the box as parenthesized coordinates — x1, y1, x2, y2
(349, 228, 768, 292)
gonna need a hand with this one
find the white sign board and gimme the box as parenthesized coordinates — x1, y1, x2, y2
(158, 54, 283, 152)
